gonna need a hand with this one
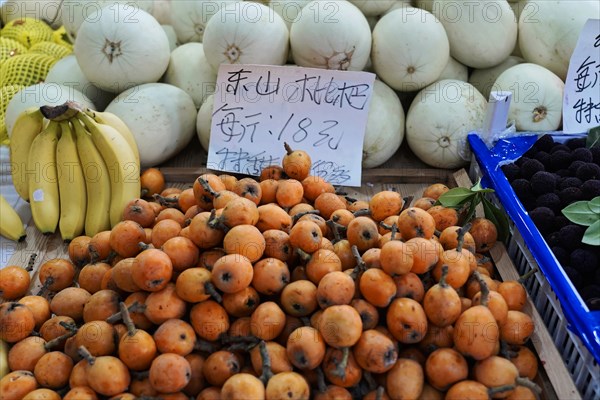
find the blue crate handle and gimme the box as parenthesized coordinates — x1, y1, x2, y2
(468, 132, 600, 364)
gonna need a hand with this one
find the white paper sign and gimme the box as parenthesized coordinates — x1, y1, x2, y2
(206, 64, 376, 187)
(563, 19, 600, 133)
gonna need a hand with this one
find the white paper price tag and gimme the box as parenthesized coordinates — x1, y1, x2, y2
(207, 64, 376, 187)
(563, 19, 600, 133)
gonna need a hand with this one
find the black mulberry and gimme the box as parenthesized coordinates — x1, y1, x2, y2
(529, 207, 555, 235)
(572, 147, 593, 163)
(576, 163, 600, 181)
(530, 171, 556, 195)
(582, 180, 600, 199)
(521, 159, 545, 180)
(536, 193, 561, 214)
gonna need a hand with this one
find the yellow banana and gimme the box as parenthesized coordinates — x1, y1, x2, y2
(56, 121, 87, 242)
(77, 112, 140, 227)
(72, 118, 111, 237)
(84, 109, 140, 166)
(27, 120, 61, 234)
(0, 339, 9, 379)
(9, 107, 45, 201)
(0, 194, 26, 242)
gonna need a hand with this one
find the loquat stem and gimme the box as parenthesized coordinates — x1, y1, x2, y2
(259, 340, 274, 384)
(131, 370, 150, 380)
(140, 188, 149, 198)
(198, 177, 219, 197)
(58, 321, 78, 332)
(325, 220, 342, 244)
(300, 317, 311, 326)
(390, 223, 398, 241)
(26, 253, 37, 272)
(477, 255, 491, 265)
(434, 229, 442, 238)
(119, 302, 136, 336)
(184, 218, 192, 227)
(331, 347, 350, 380)
(401, 196, 414, 213)
(473, 271, 490, 307)
(487, 384, 516, 397)
(89, 248, 100, 264)
(104, 250, 118, 264)
(284, 142, 293, 155)
(350, 245, 366, 280)
(499, 341, 519, 359)
(344, 196, 357, 203)
(518, 267, 539, 284)
(77, 346, 95, 365)
(295, 248, 312, 262)
(353, 208, 371, 217)
(316, 366, 327, 393)
(106, 301, 146, 324)
(438, 265, 449, 289)
(204, 281, 222, 303)
(455, 222, 472, 253)
(515, 377, 542, 400)
(220, 335, 260, 345)
(152, 193, 180, 208)
(45, 328, 77, 350)
(375, 386, 385, 400)
(292, 209, 321, 223)
(379, 222, 393, 231)
(207, 209, 229, 233)
(194, 339, 219, 354)
(363, 371, 377, 391)
(138, 242, 151, 251)
(36, 276, 54, 297)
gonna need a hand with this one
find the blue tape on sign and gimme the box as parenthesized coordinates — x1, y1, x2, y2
(467, 132, 600, 364)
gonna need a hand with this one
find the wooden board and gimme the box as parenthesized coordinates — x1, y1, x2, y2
(3, 166, 580, 399)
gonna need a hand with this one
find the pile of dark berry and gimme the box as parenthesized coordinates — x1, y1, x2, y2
(501, 135, 600, 310)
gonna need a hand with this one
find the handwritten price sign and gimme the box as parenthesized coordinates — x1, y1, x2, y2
(563, 19, 600, 133)
(206, 64, 376, 187)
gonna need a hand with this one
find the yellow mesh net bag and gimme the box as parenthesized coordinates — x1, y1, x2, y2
(0, 85, 26, 146)
(0, 38, 28, 63)
(28, 41, 72, 60)
(1, 18, 53, 49)
(0, 53, 57, 87)
(52, 26, 74, 51)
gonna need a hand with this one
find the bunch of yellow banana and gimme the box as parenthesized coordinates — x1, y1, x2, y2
(8, 103, 140, 242)
(0, 194, 26, 242)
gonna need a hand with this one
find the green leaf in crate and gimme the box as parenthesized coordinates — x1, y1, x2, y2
(589, 196, 600, 214)
(470, 178, 495, 194)
(583, 220, 600, 246)
(586, 125, 600, 148)
(437, 187, 476, 208)
(482, 196, 510, 243)
(561, 201, 598, 226)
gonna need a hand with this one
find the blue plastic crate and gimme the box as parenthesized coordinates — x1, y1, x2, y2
(468, 132, 600, 398)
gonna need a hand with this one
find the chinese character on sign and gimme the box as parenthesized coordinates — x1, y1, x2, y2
(563, 20, 600, 133)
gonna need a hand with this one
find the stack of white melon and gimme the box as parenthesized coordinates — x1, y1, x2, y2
(4, 0, 596, 170)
